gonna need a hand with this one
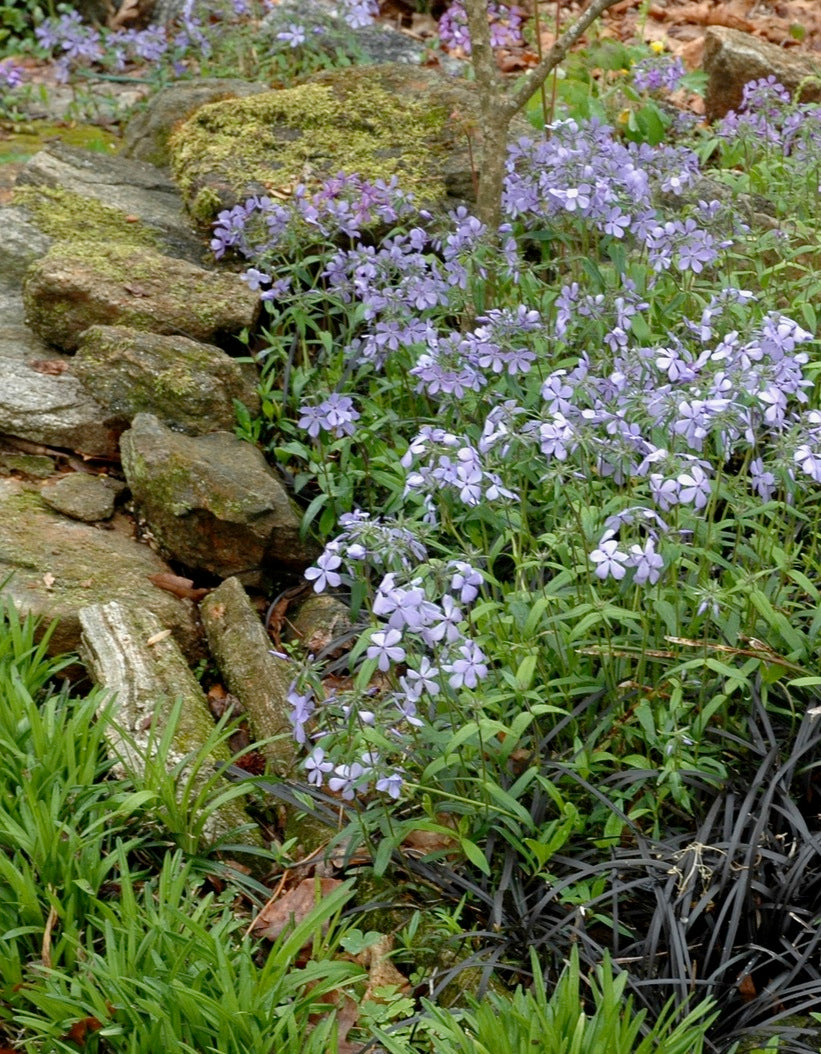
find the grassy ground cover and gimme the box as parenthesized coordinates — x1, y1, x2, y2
(1, 2, 821, 1052)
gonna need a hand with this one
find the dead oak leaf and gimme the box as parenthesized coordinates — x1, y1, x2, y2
(250, 877, 342, 941)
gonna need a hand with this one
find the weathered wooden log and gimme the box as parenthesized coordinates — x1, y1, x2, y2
(200, 576, 297, 777)
(78, 599, 261, 848)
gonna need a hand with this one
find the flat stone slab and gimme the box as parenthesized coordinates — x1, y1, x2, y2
(0, 354, 118, 456)
(22, 240, 260, 352)
(17, 142, 206, 263)
(40, 472, 119, 522)
(0, 476, 201, 659)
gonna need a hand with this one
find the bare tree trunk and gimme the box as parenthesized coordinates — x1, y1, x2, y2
(463, 0, 625, 229)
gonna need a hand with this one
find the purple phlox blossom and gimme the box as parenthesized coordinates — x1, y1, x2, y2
(287, 683, 315, 745)
(328, 761, 369, 800)
(421, 595, 464, 647)
(604, 506, 669, 534)
(339, 0, 379, 29)
(438, 0, 526, 54)
(399, 656, 440, 703)
(260, 276, 293, 302)
(298, 393, 360, 439)
(304, 545, 343, 593)
(373, 574, 439, 633)
(676, 460, 712, 509)
(376, 771, 404, 799)
(449, 561, 483, 604)
(393, 693, 425, 727)
(240, 267, 271, 291)
(443, 640, 489, 690)
(366, 627, 406, 672)
(632, 54, 686, 95)
(277, 23, 307, 47)
(305, 746, 334, 787)
(589, 530, 629, 581)
(749, 457, 777, 500)
(794, 437, 821, 483)
(627, 537, 664, 586)
(0, 59, 25, 89)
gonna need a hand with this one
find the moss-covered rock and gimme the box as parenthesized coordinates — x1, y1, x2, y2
(120, 413, 317, 583)
(168, 64, 492, 224)
(0, 475, 201, 660)
(72, 324, 260, 434)
(22, 240, 260, 352)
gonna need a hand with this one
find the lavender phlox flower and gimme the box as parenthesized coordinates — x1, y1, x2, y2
(328, 761, 369, 800)
(0, 59, 25, 89)
(632, 54, 686, 95)
(648, 472, 681, 511)
(749, 457, 777, 500)
(422, 595, 464, 647)
(376, 771, 404, 799)
(373, 575, 438, 633)
(627, 537, 664, 586)
(287, 683, 315, 744)
(298, 393, 360, 439)
(277, 23, 307, 47)
(443, 640, 489, 689)
(794, 440, 821, 483)
(305, 746, 334, 787)
(604, 506, 669, 534)
(339, 0, 379, 29)
(400, 656, 440, 702)
(438, 0, 526, 54)
(589, 530, 629, 581)
(260, 276, 292, 302)
(366, 628, 406, 672)
(304, 546, 343, 593)
(531, 413, 576, 462)
(240, 267, 271, 291)
(676, 461, 712, 509)
(449, 560, 484, 603)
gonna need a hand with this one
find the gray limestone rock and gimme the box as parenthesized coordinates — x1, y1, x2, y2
(0, 475, 201, 659)
(0, 354, 118, 457)
(704, 27, 821, 123)
(17, 142, 206, 264)
(120, 413, 316, 583)
(78, 599, 261, 850)
(200, 576, 296, 776)
(22, 240, 260, 352)
(0, 206, 53, 290)
(122, 79, 270, 169)
(72, 325, 260, 435)
(40, 472, 119, 522)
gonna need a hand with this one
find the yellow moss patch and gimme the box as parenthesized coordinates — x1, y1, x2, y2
(12, 185, 160, 248)
(168, 70, 455, 223)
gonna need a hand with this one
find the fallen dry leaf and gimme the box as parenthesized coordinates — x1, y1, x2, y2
(29, 359, 69, 375)
(250, 877, 342, 941)
(148, 571, 210, 601)
(42, 572, 55, 590)
(146, 628, 172, 646)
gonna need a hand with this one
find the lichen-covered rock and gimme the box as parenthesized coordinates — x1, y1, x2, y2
(168, 63, 499, 224)
(200, 576, 296, 776)
(17, 141, 206, 263)
(120, 413, 316, 582)
(0, 476, 201, 659)
(22, 240, 260, 352)
(0, 354, 119, 457)
(704, 27, 821, 122)
(40, 471, 120, 522)
(72, 325, 260, 434)
(287, 593, 352, 656)
(122, 78, 270, 168)
(78, 599, 261, 850)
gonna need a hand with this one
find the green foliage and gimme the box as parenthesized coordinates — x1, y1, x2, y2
(377, 948, 717, 1054)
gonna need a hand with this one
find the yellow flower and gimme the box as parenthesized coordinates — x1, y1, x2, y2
(617, 109, 630, 125)
(649, 40, 665, 54)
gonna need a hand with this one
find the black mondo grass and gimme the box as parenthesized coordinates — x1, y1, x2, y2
(390, 681, 821, 1054)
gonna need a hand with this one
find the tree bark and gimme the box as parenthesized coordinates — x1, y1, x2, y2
(463, 0, 625, 229)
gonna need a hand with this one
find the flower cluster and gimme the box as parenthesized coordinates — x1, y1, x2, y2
(718, 76, 821, 160)
(0, 58, 26, 90)
(631, 53, 686, 95)
(438, 0, 527, 54)
(290, 551, 488, 799)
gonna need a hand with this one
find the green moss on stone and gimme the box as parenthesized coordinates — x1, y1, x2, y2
(169, 72, 452, 223)
(12, 185, 160, 248)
